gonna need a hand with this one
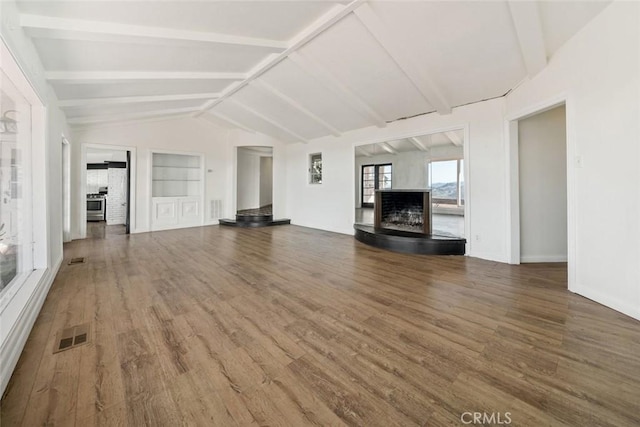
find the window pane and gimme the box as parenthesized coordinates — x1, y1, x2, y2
(310, 153, 322, 184)
(1, 69, 33, 293)
(430, 160, 458, 203)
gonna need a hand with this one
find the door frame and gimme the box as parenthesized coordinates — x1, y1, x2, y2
(505, 93, 575, 290)
(80, 143, 137, 238)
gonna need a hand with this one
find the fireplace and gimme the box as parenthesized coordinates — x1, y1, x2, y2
(374, 190, 432, 235)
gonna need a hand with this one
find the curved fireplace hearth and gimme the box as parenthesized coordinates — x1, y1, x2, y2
(356, 189, 466, 255)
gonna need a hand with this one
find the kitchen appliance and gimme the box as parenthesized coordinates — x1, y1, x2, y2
(87, 193, 106, 221)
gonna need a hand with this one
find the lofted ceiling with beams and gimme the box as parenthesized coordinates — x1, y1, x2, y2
(355, 130, 463, 157)
(16, 0, 611, 141)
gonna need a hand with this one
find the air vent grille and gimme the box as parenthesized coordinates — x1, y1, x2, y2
(53, 323, 91, 354)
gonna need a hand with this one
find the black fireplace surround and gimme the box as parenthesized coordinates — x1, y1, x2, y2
(374, 190, 432, 235)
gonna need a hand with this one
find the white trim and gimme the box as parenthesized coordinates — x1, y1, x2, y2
(0, 255, 62, 395)
(80, 143, 137, 238)
(573, 286, 640, 322)
(520, 255, 568, 263)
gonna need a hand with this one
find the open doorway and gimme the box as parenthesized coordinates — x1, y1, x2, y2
(354, 130, 466, 238)
(236, 146, 273, 216)
(517, 104, 567, 263)
(83, 146, 132, 239)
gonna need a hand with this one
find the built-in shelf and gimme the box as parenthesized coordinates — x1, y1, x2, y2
(151, 151, 204, 231)
(152, 152, 201, 198)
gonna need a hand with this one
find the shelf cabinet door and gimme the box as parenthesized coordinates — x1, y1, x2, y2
(152, 198, 179, 228)
(179, 198, 200, 225)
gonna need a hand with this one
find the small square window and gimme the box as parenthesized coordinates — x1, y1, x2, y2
(309, 153, 322, 184)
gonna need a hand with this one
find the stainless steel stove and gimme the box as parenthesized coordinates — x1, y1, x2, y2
(87, 193, 106, 221)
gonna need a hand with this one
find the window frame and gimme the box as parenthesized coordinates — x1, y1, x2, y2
(361, 163, 392, 208)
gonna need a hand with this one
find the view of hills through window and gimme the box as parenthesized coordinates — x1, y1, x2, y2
(429, 159, 464, 204)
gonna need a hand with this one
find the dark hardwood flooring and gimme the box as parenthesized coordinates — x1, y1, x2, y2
(1, 224, 639, 426)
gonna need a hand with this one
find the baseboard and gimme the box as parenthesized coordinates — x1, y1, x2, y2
(0, 255, 62, 396)
(572, 286, 640, 321)
(520, 255, 568, 263)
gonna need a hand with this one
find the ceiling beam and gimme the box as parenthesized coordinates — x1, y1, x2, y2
(507, 1, 547, 77)
(354, 3, 451, 115)
(378, 142, 397, 155)
(408, 136, 428, 152)
(72, 114, 194, 130)
(46, 71, 246, 83)
(227, 99, 309, 143)
(67, 106, 200, 125)
(252, 79, 342, 137)
(199, 0, 367, 114)
(444, 131, 463, 147)
(20, 14, 287, 49)
(58, 93, 220, 108)
(203, 111, 257, 134)
(289, 52, 387, 128)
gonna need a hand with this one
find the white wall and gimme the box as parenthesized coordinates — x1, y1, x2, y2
(259, 156, 273, 207)
(236, 148, 260, 210)
(506, 1, 639, 319)
(71, 118, 230, 235)
(518, 105, 567, 262)
(286, 97, 504, 261)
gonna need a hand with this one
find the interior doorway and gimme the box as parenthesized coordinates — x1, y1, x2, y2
(236, 146, 273, 215)
(517, 104, 567, 263)
(81, 144, 135, 239)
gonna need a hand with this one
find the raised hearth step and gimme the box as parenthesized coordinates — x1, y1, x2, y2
(236, 214, 273, 223)
(354, 224, 465, 255)
(219, 218, 290, 228)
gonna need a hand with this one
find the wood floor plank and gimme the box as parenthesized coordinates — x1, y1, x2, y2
(2, 223, 640, 426)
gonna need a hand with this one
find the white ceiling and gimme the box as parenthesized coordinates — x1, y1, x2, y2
(17, 0, 612, 140)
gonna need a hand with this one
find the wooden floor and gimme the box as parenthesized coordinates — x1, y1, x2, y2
(2, 224, 639, 426)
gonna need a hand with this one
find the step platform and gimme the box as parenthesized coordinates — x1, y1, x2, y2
(354, 224, 466, 255)
(219, 214, 290, 228)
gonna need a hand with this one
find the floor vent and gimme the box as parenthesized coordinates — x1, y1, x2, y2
(53, 323, 91, 354)
(68, 257, 85, 265)
(211, 199, 223, 220)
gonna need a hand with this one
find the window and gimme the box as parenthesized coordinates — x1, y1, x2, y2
(428, 158, 464, 206)
(361, 163, 392, 208)
(1, 52, 34, 295)
(309, 153, 322, 184)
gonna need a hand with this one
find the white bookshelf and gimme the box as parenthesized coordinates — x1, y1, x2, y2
(151, 152, 203, 230)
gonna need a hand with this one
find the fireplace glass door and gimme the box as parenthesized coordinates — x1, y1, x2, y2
(362, 163, 392, 208)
